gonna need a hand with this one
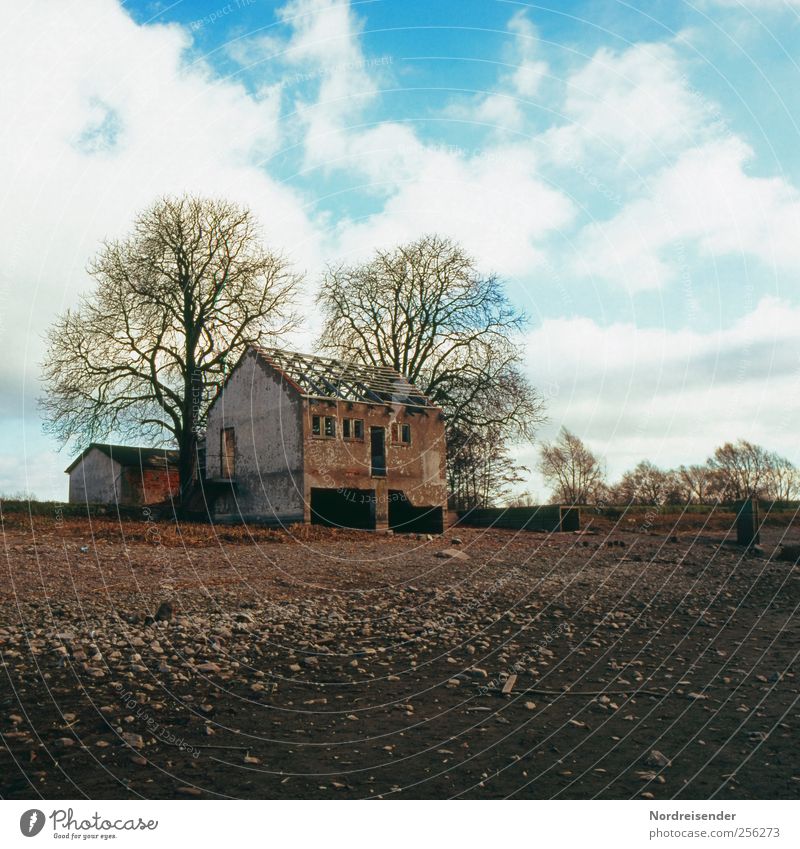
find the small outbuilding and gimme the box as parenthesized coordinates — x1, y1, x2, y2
(66, 444, 179, 507)
(203, 346, 448, 532)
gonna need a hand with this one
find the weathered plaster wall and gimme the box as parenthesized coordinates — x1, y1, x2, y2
(206, 349, 304, 522)
(68, 449, 123, 505)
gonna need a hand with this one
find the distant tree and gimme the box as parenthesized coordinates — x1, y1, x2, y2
(538, 427, 606, 504)
(506, 490, 539, 508)
(315, 235, 545, 508)
(677, 464, 719, 504)
(612, 460, 681, 506)
(707, 440, 775, 501)
(763, 452, 799, 502)
(447, 424, 528, 509)
(41, 195, 301, 494)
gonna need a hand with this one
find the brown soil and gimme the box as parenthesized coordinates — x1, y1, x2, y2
(1, 508, 798, 799)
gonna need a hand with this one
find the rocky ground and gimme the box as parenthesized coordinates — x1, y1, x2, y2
(1, 508, 798, 799)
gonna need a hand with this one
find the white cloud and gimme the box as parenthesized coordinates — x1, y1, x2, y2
(574, 137, 800, 290)
(450, 11, 548, 132)
(523, 297, 800, 478)
(331, 143, 575, 276)
(276, 0, 386, 167)
(542, 42, 711, 169)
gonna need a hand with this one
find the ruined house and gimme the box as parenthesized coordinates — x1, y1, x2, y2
(203, 346, 447, 532)
(66, 444, 179, 506)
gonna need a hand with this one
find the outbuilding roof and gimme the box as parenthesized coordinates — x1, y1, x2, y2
(65, 444, 178, 474)
(252, 347, 436, 408)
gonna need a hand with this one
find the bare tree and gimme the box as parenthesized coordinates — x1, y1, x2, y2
(538, 427, 606, 505)
(763, 452, 799, 502)
(677, 464, 719, 504)
(612, 460, 681, 506)
(706, 440, 774, 501)
(447, 424, 528, 509)
(316, 235, 545, 507)
(41, 195, 302, 494)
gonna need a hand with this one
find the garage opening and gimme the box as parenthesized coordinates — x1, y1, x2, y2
(559, 506, 580, 532)
(388, 490, 444, 534)
(310, 487, 376, 530)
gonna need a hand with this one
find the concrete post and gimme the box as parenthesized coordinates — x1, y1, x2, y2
(735, 497, 760, 547)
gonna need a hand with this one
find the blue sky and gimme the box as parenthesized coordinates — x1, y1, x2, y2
(1, 0, 799, 499)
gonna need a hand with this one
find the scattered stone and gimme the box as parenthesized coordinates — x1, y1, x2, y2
(647, 749, 671, 768)
(120, 732, 144, 750)
(435, 548, 469, 561)
(154, 601, 174, 622)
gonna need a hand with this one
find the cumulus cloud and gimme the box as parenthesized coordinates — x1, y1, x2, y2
(523, 297, 800, 477)
(541, 42, 712, 169)
(331, 143, 575, 276)
(574, 137, 800, 290)
(275, 0, 388, 167)
(450, 11, 549, 132)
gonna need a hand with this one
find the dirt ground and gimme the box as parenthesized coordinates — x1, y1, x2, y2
(1, 507, 798, 800)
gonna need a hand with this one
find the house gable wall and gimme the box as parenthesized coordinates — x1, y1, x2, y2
(68, 448, 123, 505)
(206, 348, 304, 523)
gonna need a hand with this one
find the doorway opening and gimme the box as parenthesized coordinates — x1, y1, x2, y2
(370, 427, 386, 477)
(310, 487, 376, 530)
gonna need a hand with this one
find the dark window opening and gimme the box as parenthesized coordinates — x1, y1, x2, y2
(324, 416, 336, 437)
(391, 422, 412, 444)
(343, 418, 365, 440)
(312, 415, 321, 436)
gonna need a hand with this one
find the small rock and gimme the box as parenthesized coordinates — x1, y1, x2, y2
(121, 732, 144, 750)
(435, 548, 469, 561)
(154, 601, 174, 622)
(647, 749, 671, 768)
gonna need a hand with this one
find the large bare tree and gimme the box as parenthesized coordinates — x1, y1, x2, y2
(41, 195, 301, 494)
(538, 427, 606, 505)
(315, 235, 545, 506)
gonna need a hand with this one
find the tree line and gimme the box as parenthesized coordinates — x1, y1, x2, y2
(537, 428, 799, 507)
(41, 195, 541, 505)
